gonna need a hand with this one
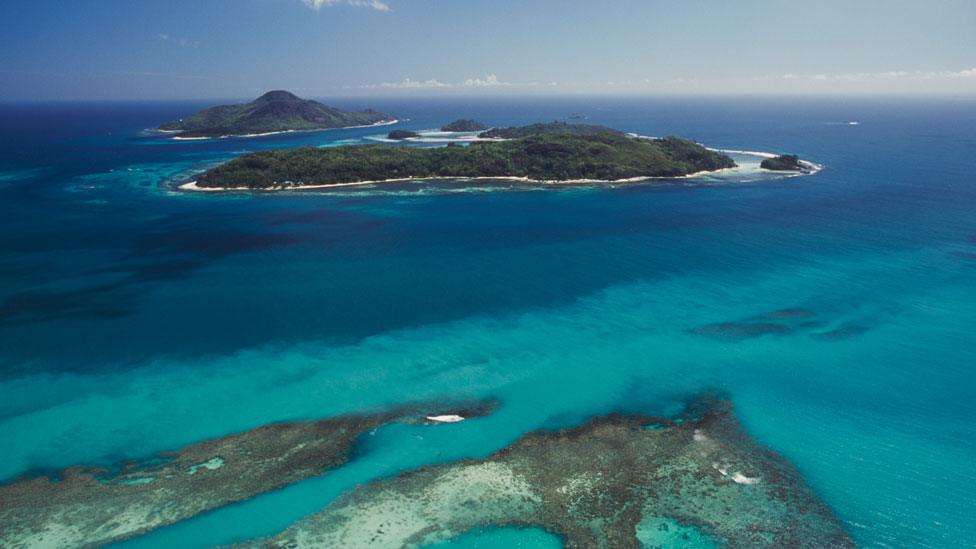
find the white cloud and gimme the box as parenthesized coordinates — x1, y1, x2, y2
(302, 0, 391, 11)
(929, 67, 976, 79)
(157, 33, 199, 48)
(376, 78, 448, 89)
(367, 74, 510, 89)
(462, 74, 505, 87)
(781, 68, 976, 81)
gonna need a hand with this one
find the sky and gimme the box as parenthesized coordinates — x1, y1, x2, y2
(1, 0, 974, 100)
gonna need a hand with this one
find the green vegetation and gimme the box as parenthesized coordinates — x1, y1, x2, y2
(194, 124, 736, 189)
(440, 119, 489, 132)
(387, 129, 420, 140)
(760, 154, 803, 171)
(479, 122, 626, 139)
(159, 90, 393, 138)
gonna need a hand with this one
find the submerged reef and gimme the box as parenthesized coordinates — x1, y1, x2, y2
(0, 402, 495, 548)
(238, 396, 853, 548)
(691, 307, 818, 340)
(691, 307, 870, 342)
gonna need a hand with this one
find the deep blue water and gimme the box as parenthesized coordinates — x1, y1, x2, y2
(1, 96, 975, 547)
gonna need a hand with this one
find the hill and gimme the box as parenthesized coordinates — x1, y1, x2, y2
(159, 90, 394, 138)
(441, 119, 489, 132)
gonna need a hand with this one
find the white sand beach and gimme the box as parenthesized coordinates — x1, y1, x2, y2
(170, 120, 398, 141)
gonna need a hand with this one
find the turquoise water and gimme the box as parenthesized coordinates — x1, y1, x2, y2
(1, 97, 975, 547)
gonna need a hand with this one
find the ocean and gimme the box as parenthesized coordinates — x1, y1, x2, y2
(0, 95, 974, 547)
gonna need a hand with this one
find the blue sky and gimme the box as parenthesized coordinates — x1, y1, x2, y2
(1, 0, 974, 100)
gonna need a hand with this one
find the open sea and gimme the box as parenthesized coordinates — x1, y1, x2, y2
(1, 96, 975, 547)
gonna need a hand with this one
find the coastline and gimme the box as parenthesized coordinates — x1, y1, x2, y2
(169, 119, 399, 141)
(366, 127, 504, 145)
(178, 167, 744, 193)
(177, 147, 819, 193)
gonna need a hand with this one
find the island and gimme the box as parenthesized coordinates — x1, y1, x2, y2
(158, 90, 395, 138)
(440, 119, 489, 132)
(186, 123, 736, 190)
(760, 154, 804, 171)
(477, 121, 629, 139)
(387, 129, 421, 140)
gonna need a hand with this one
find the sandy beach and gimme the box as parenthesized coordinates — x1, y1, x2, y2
(178, 168, 750, 193)
(175, 141, 820, 193)
(170, 119, 398, 141)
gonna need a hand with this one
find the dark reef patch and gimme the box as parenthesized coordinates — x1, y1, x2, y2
(812, 324, 870, 341)
(0, 223, 310, 327)
(691, 307, 830, 341)
(692, 321, 792, 340)
(239, 396, 853, 549)
(761, 307, 816, 319)
(0, 281, 137, 325)
(134, 229, 307, 259)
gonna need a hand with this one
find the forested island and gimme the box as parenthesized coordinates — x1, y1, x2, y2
(760, 154, 804, 171)
(387, 130, 421, 140)
(441, 119, 489, 132)
(478, 122, 622, 139)
(188, 123, 736, 190)
(158, 90, 394, 138)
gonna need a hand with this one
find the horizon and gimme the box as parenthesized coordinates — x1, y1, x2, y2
(2, 0, 974, 101)
(4, 91, 976, 105)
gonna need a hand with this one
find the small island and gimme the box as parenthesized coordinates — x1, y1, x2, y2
(760, 154, 804, 171)
(387, 129, 421, 140)
(187, 123, 737, 190)
(478, 121, 625, 139)
(158, 90, 395, 138)
(440, 119, 489, 132)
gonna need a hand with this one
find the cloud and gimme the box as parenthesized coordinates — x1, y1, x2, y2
(926, 67, 976, 79)
(375, 77, 448, 89)
(462, 74, 505, 87)
(157, 33, 200, 48)
(302, 0, 391, 11)
(781, 68, 976, 81)
(367, 74, 509, 89)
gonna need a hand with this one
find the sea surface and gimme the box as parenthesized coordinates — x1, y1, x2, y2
(1, 96, 975, 547)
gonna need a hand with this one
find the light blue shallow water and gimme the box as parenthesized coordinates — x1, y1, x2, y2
(1, 96, 975, 547)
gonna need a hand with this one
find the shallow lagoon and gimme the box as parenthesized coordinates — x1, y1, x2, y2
(1, 97, 975, 547)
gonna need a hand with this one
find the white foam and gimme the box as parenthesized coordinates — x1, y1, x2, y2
(426, 414, 465, 423)
(732, 472, 761, 485)
(188, 457, 225, 474)
(713, 148, 780, 159)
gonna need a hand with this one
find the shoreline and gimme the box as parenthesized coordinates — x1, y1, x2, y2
(177, 166, 748, 193)
(168, 119, 399, 141)
(175, 143, 820, 193)
(366, 127, 504, 145)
